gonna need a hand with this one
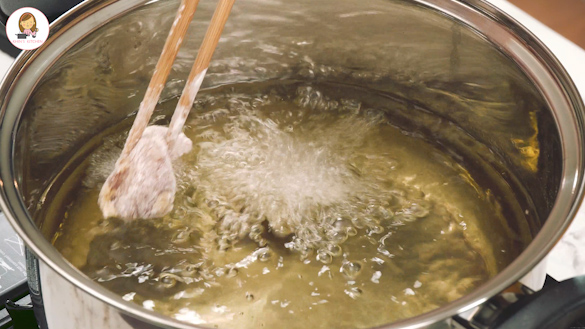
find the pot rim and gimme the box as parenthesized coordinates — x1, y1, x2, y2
(0, 0, 583, 328)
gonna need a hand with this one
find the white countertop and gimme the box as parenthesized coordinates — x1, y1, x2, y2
(0, 0, 583, 288)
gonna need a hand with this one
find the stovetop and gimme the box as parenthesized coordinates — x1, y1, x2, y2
(0, 213, 29, 329)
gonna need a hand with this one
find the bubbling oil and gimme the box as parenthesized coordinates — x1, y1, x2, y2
(51, 80, 525, 328)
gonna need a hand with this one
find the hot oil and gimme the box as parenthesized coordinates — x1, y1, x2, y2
(50, 80, 529, 328)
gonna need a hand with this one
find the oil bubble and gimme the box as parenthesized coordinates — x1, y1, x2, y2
(396, 213, 417, 222)
(159, 273, 183, 289)
(258, 248, 273, 262)
(326, 230, 348, 244)
(326, 244, 343, 257)
(316, 250, 333, 264)
(341, 261, 362, 280)
(226, 267, 239, 278)
(351, 217, 366, 229)
(411, 203, 430, 218)
(398, 201, 430, 220)
(366, 225, 384, 235)
(346, 227, 358, 237)
(334, 218, 352, 230)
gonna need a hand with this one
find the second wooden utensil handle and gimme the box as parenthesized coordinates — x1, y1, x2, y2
(166, 0, 237, 150)
(120, 0, 200, 160)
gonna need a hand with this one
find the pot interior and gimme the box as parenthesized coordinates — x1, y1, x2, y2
(2, 0, 582, 328)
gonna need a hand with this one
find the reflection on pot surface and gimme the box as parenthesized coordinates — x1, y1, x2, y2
(45, 79, 531, 328)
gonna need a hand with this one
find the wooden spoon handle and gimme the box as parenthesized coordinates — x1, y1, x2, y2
(167, 0, 237, 150)
(120, 0, 200, 160)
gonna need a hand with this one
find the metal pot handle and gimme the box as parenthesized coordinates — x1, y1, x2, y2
(491, 275, 585, 329)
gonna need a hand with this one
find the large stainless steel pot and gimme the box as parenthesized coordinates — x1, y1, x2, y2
(0, 0, 584, 328)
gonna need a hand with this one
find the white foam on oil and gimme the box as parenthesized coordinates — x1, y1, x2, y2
(185, 98, 401, 258)
(196, 115, 366, 235)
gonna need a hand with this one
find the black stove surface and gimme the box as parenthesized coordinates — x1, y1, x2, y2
(0, 212, 32, 329)
(0, 213, 27, 302)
